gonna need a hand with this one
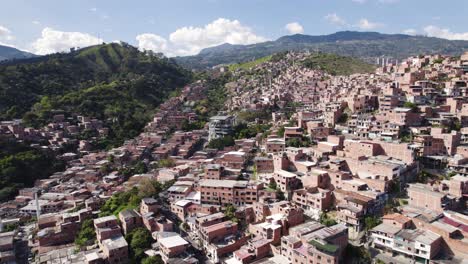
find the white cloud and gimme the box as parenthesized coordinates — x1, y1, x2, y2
(356, 18, 383, 30)
(168, 18, 266, 56)
(141, 18, 266, 56)
(136, 33, 168, 54)
(0, 25, 11, 36)
(351, 0, 367, 3)
(285, 22, 304, 34)
(31, 27, 103, 55)
(403, 29, 417, 35)
(423, 25, 468, 40)
(90, 7, 97, 12)
(324, 13, 347, 26)
(0, 25, 14, 41)
(32, 20, 41, 25)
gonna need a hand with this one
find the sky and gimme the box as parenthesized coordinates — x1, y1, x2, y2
(1, 0, 467, 57)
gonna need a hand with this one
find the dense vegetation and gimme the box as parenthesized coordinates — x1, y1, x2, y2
(99, 179, 174, 217)
(0, 44, 36, 61)
(125, 227, 153, 263)
(302, 53, 375, 75)
(233, 123, 271, 140)
(193, 72, 231, 120)
(207, 135, 235, 150)
(319, 212, 337, 227)
(74, 219, 96, 249)
(228, 55, 272, 71)
(175, 31, 468, 69)
(0, 137, 65, 201)
(0, 43, 191, 145)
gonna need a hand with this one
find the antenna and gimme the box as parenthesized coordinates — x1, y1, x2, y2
(35, 192, 41, 219)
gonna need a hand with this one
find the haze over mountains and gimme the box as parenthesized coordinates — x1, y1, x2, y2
(174, 31, 468, 69)
(2, 31, 468, 70)
(0, 44, 36, 61)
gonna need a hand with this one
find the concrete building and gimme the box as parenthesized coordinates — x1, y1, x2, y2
(371, 224, 442, 263)
(208, 115, 235, 141)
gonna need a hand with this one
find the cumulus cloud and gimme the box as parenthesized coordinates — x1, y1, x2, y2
(285, 22, 304, 34)
(168, 18, 266, 56)
(356, 18, 383, 30)
(423, 25, 468, 40)
(403, 29, 417, 35)
(0, 25, 14, 41)
(136, 33, 168, 54)
(325, 13, 347, 26)
(31, 27, 102, 55)
(137, 18, 266, 57)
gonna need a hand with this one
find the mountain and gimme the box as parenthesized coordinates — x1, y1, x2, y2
(0, 42, 192, 142)
(174, 31, 468, 69)
(0, 44, 36, 61)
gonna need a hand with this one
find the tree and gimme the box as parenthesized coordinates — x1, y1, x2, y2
(126, 228, 153, 262)
(276, 126, 285, 137)
(343, 244, 371, 264)
(157, 158, 176, 168)
(207, 136, 235, 150)
(75, 219, 96, 249)
(286, 137, 312, 148)
(2, 222, 19, 232)
(403, 101, 419, 113)
(276, 189, 286, 201)
(337, 112, 349, 124)
(138, 178, 158, 198)
(268, 180, 278, 190)
(319, 213, 337, 227)
(252, 164, 258, 181)
(224, 204, 239, 223)
(0, 138, 65, 202)
(364, 215, 381, 231)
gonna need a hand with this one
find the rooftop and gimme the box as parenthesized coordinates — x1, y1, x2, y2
(159, 235, 189, 248)
(308, 239, 339, 255)
(199, 179, 248, 188)
(102, 235, 128, 250)
(371, 223, 402, 235)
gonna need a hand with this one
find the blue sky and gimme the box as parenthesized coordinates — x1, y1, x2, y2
(1, 0, 467, 56)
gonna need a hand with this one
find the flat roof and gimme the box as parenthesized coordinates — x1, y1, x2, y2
(159, 235, 189, 248)
(102, 236, 128, 250)
(289, 221, 324, 236)
(371, 223, 402, 235)
(203, 220, 236, 233)
(175, 200, 192, 207)
(94, 215, 117, 224)
(210, 115, 233, 121)
(199, 179, 248, 188)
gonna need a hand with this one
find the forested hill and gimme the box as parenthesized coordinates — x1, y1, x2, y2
(174, 31, 468, 69)
(0, 44, 36, 61)
(0, 42, 192, 142)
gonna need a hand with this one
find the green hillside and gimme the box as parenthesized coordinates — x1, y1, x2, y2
(0, 43, 192, 143)
(302, 53, 376, 75)
(228, 55, 272, 71)
(175, 31, 468, 69)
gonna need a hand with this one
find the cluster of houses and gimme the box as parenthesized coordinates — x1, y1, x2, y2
(0, 114, 108, 156)
(0, 51, 468, 264)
